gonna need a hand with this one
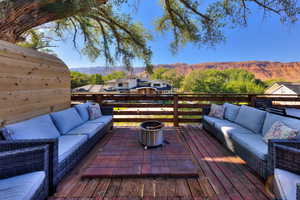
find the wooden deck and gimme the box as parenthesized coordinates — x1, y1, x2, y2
(49, 125, 272, 200)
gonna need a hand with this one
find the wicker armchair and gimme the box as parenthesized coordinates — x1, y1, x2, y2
(0, 145, 49, 200)
(269, 140, 300, 200)
(0, 139, 58, 193)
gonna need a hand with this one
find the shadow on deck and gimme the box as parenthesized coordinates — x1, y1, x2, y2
(49, 125, 272, 200)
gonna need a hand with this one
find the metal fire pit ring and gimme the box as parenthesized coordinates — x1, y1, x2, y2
(139, 120, 164, 149)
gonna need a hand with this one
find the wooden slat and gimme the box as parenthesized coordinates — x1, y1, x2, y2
(113, 118, 174, 122)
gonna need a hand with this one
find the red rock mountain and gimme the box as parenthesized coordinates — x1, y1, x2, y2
(155, 61, 300, 81)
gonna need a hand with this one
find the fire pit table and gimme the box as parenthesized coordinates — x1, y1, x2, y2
(139, 120, 164, 149)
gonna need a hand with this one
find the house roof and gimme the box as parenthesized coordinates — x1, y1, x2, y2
(73, 84, 105, 92)
(266, 82, 300, 94)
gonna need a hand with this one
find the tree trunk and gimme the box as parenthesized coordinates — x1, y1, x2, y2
(0, 0, 106, 43)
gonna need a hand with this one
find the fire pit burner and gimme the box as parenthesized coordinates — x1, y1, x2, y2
(139, 121, 164, 149)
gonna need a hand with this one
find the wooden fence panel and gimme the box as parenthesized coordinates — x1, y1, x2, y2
(0, 41, 71, 126)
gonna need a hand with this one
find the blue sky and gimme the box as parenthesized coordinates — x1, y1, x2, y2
(51, 1, 300, 68)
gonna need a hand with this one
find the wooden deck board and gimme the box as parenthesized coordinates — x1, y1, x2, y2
(50, 125, 272, 200)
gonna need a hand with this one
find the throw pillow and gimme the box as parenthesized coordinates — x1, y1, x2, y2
(88, 103, 102, 120)
(263, 121, 298, 143)
(208, 104, 224, 119)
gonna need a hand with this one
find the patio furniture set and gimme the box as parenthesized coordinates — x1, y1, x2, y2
(203, 103, 300, 200)
(0, 102, 113, 200)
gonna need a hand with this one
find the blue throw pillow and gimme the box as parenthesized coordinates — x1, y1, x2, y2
(234, 105, 266, 134)
(3, 114, 60, 140)
(51, 108, 84, 134)
(74, 102, 92, 122)
(224, 103, 240, 122)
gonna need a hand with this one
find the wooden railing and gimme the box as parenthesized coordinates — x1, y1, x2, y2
(71, 93, 300, 126)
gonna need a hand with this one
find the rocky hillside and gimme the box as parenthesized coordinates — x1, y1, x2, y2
(71, 61, 300, 81)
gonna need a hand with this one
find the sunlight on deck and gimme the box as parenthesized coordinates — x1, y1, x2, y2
(202, 156, 246, 164)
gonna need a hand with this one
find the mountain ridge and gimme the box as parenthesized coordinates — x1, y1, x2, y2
(71, 61, 300, 81)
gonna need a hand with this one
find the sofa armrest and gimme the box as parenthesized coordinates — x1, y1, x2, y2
(0, 145, 49, 180)
(202, 105, 211, 116)
(273, 144, 300, 175)
(297, 184, 300, 200)
(101, 105, 113, 115)
(0, 139, 58, 192)
(268, 139, 300, 176)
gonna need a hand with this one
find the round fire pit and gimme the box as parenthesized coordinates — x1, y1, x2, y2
(139, 121, 164, 149)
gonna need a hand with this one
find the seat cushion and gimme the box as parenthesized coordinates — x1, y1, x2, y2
(203, 115, 226, 126)
(87, 115, 113, 125)
(213, 120, 254, 151)
(230, 132, 268, 160)
(235, 105, 266, 134)
(74, 102, 92, 122)
(275, 168, 300, 200)
(262, 112, 300, 137)
(51, 108, 84, 134)
(224, 103, 240, 122)
(0, 171, 45, 200)
(3, 114, 60, 140)
(65, 122, 105, 138)
(58, 135, 88, 163)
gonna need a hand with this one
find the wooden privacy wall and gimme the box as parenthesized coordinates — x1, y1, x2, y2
(0, 40, 71, 126)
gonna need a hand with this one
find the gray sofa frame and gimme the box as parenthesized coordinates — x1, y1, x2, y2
(202, 106, 287, 180)
(0, 106, 113, 194)
(0, 144, 49, 200)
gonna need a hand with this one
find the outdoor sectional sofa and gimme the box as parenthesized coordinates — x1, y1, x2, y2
(0, 102, 113, 199)
(0, 145, 49, 200)
(202, 104, 300, 178)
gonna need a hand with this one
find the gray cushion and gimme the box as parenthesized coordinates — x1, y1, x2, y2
(0, 171, 45, 200)
(74, 102, 92, 122)
(213, 120, 254, 150)
(65, 122, 105, 138)
(87, 115, 113, 125)
(58, 135, 88, 163)
(51, 108, 84, 134)
(275, 168, 300, 200)
(224, 103, 240, 122)
(203, 115, 225, 126)
(3, 114, 60, 140)
(230, 132, 267, 160)
(235, 105, 266, 134)
(262, 112, 300, 137)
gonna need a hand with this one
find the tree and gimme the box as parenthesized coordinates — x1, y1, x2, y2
(103, 71, 126, 82)
(150, 67, 170, 80)
(70, 71, 90, 88)
(90, 74, 104, 84)
(0, 0, 299, 71)
(151, 67, 183, 88)
(181, 69, 266, 93)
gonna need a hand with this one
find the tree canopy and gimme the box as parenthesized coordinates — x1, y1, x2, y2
(181, 69, 266, 93)
(0, 0, 299, 71)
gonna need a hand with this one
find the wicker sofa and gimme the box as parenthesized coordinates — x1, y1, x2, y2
(269, 140, 300, 200)
(0, 102, 113, 193)
(202, 103, 300, 180)
(0, 144, 49, 200)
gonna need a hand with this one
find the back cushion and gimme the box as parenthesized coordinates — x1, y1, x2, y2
(74, 102, 92, 122)
(3, 114, 60, 140)
(235, 105, 266, 134)
(224, 103, 240, 122)
(262, 112, 300, 136)
(51, 108, 83, 134)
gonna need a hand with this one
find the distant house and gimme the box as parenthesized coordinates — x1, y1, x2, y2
(105, 78, 172, 94)
(73, 84, 105, 93)
(265, 82, 300, 95)
(265, 82, 300, 105)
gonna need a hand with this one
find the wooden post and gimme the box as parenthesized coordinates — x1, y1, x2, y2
(174, 94, 179, 127)
(249, 95, 257, 107)
(96, 94, 103, 105)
